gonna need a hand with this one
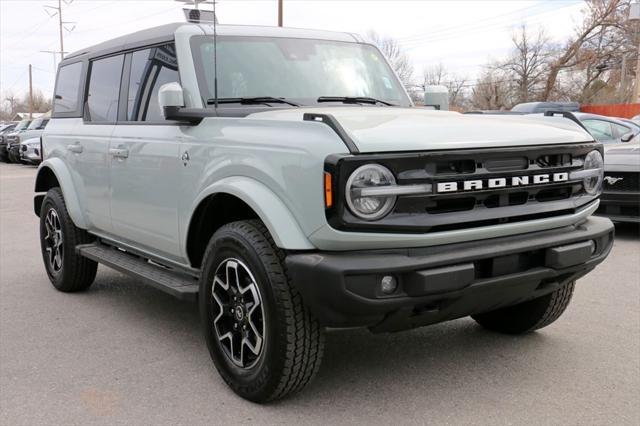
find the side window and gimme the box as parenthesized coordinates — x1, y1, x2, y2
(583, 119, 614, 141)
(87, 55, 124, 122)
(37, 119, 49, 129)
(53, 62, 83, 115)
(127, 44, 179, 121)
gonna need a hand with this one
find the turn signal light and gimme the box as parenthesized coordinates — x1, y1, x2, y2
(324, 172, 333, 208)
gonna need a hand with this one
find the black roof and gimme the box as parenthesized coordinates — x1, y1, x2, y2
(63, 22, 187, 63)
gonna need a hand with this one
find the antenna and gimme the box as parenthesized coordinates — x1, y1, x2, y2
(212, 0, 218, 110)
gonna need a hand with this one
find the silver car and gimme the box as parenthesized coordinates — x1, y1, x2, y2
(575, 112, 639, 144)
(596, 142, 640, 222)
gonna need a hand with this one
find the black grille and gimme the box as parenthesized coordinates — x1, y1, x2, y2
(325, 143, 601, 233)
(603, 172, 639, 193)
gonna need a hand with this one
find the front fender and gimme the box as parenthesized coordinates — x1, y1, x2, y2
(34, 158, 87, 229)
(188, 176, 315, 251)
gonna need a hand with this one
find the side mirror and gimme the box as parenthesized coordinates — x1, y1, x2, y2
(159, 82, 185, 112)
(621, 132, 635, 143)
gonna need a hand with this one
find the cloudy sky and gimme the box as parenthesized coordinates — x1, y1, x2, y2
(1, 0, 586, 98)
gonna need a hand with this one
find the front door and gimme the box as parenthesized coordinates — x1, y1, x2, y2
(109, 44, 183, 260)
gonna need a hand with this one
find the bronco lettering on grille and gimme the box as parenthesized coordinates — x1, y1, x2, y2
(436, 172, 569, 193)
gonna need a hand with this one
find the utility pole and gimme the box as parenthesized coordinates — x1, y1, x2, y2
(28, 65, 33, 120)
(44, 0, 74, 62)
(278, 0, 283, 27)
(57, 0, 64, 60)
(40, 50, 59, 73)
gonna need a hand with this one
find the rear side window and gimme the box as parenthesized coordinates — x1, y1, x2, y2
(87, 55, 124, 122)
(126, 44, 179, 121)
(53, 62, 83, 115)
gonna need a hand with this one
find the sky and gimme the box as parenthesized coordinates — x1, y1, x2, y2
(1, 0, 587, 99)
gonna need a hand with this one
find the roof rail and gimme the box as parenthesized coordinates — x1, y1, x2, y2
(543, 110, 589, 133)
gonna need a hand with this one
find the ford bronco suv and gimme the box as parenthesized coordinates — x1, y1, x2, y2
(35, 23, 614, 402)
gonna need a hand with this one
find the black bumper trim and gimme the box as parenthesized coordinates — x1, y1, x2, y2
(286, 216, 614, 332)
(596, 191, 640, 222)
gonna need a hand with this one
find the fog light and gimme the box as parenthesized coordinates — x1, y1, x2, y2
(380, 275, 397, 294)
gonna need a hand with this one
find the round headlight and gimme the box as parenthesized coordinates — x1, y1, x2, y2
(345, 164, 397, 220)
(583, 150, 604, 195)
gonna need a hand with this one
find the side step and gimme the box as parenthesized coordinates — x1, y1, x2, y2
(76, 243, 199, 302)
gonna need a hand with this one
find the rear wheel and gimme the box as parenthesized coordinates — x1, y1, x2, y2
(200, 220, 324, 402)
(39, 188, 97, 292)
(472, 282, 575, 334)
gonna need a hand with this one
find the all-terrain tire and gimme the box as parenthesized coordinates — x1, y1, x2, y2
(199, 219, 325, 402)
(472, 281, 575, 334)
(39, 187, 97, 292)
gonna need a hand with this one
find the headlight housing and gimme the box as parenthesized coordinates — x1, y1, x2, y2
(582, 150, 604, 195)
(345, 164, 397, 220)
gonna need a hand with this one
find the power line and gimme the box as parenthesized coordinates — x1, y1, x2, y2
(401, 2, 580, 49)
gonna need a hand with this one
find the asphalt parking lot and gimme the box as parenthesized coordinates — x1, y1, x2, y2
(0, 162, 638, 425)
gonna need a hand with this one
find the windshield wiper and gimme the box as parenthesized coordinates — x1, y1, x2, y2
(207, 97, 300, 107)
(317, 96, 397, 106)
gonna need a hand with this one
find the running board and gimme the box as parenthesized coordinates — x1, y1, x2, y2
(76, 243, 199, 301)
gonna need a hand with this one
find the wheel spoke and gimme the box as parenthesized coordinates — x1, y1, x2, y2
(44, 209, 63, 273)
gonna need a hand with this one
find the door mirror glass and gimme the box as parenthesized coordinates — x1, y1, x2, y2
(159, 82, 185, 113)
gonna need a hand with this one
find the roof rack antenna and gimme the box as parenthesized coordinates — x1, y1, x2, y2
(212, 0, 218, 110)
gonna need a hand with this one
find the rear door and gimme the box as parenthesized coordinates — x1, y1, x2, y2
(109, 44, 183, 260)
(73, 54, 125, 233)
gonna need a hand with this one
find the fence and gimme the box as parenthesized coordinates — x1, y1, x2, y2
(580, 103, 640, 119)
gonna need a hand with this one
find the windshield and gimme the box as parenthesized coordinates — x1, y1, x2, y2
(14, 120, 30, 131)
(27, 119, 43, 130)
(191, 36, 411, 107)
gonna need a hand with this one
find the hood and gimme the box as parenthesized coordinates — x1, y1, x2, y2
(248, 107, 593, 153)
(603, 143, 640, 171)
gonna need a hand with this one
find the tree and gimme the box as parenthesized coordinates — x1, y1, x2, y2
(0, 90, 51, 121)
(502, 25, 552, 103)
(470, 69, 511, 110)
(367, 31, 414, 87)
(541, 0, 628, 100)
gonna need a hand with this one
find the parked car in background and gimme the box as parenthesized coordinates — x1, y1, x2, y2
(19, 138, 43, 165)
(511, 101, 580, 114)
(619, 118, 640, 131)
(0, 124, 17, 161)
(2, 119, 31, 162)
(6, 118, 48, 163)
(596, 142, 640, 223)
(573, 112, 638, 144)
(0, 123, 17, 132)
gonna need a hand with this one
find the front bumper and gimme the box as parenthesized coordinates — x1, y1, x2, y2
(596, 191, 640, 223)
(287, 216, 614, 332)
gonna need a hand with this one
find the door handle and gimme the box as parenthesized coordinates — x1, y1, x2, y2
(67, 143, 83, 154)
(109, 147, 129, 159)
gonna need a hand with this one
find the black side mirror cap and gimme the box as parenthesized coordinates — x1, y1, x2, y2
(621, 132, 635, 143)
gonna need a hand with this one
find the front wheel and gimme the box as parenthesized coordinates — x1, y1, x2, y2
(472, 281, 575, 334)
(199, 220, 325, 402)
(39, 188, 97, 292)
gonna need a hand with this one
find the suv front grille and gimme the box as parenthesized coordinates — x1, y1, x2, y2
(325, 143, 601, 233)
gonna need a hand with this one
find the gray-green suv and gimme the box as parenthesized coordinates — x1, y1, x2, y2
(35, 22, 614, 402)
